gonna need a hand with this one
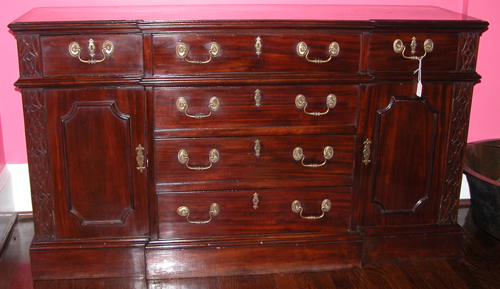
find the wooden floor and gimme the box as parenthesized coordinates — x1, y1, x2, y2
(1, 208, 499, 289)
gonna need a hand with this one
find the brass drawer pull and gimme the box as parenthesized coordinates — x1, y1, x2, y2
(291, 199, 331, 220)
(177, 203, 220, 224)
(393, 37, 434, 60)
(296, 41, 339, 63)
(68, 39, 114, 64)
(176, 96, 219, 119)
(176, 42, 220, 64)
(178, 149, 220, 171)
(295, 94, 337, 116)
(293, 146, 333, 168)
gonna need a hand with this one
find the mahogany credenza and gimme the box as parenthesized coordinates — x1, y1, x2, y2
(9, 5, 488, 280)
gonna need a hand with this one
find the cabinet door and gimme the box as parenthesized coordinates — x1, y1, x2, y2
(357, 83, 456, 227)
(46, 87, 148, 239)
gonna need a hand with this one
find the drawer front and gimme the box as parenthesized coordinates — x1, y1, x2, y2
(41, 34, 143, 76)
(152, 32, 360, 74)
(155, 135, 354, 185)
(157, 187, 351, 239)
(155, 85, 359, 130)
(368, 33, 459, 72)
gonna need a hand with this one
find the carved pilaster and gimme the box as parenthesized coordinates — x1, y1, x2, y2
(458, 33, 480, 72)
(23, 89, 55, 241)
(439, 82, 474, 224)
(17, 35, 42, 78)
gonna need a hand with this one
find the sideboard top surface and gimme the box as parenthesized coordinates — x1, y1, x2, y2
(11, 5, 482, 24)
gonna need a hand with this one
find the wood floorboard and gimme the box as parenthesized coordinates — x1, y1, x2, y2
(328, 270, 355, 289)
(1, 208, 500, 289)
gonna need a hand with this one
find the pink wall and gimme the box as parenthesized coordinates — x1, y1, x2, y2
(0, 0, 493, 164)
(0, 115, 5, 172)
(467, 0, 499, 141)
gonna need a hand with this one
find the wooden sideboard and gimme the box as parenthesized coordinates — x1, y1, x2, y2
(9, 5, 488, 280)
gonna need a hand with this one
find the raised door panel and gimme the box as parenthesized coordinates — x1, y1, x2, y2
(358, 83, 455, 227)
(372, 96, 438, 215)
(46, 87, 148, 239)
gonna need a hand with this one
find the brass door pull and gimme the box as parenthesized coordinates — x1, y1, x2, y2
(176, 42, 220, 64)
(177, 203, 220, 224)
(291, 199, 331, 219)
(296, 41, 339, 63)
(176, 96, 219, 119)
(293, 146, 334, 168)
(393, 37, 433, 60)
(68, 39, 114, 64)
(295, 94, 337, 116)
(178, 149, 219, 171)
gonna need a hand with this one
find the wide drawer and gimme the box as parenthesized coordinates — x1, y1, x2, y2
(41, 34, 144, 76)
(154, 85, 359, 131)
(155, 135, 354, 185)
(152, 32, 360, 74)
(368, 33, 459, 73)
(157, 187, 351, 239)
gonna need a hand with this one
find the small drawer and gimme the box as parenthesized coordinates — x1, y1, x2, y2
(152, 32, 360, 74)
(157, 187, 352, 239)
(368, 33, 459, 73)
(155, 135, 354, 185)
(41, 34, 143, 76)
(154, 85, 359, 131)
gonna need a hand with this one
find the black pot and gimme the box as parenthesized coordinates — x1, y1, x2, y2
(464, 139, 500, 240)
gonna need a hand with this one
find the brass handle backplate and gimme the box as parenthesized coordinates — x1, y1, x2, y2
(393, 37, 434, 60)
(295, 94, 337, 116)
(296, 41, 339, 63)
(362, 139, 372, 166)
(135, 144, 146, 173)
(177, 203, 220, 224)
(254, 140, 261, 158)
(291, 199, 331, 219)
(293, 146, 334, 168)
(178, 149, 220, 170)
(68, 39, 114, 64)
(254, 89, 262, 107)
(255, 37, 262, 56)
(176, 96, 219, 119)
(176, 42, 220, 64)
(253, 193, 259, 209)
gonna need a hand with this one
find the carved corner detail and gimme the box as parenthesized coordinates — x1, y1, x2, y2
(458, 33, 479, 72)
(439, 83, 473, 224)
(18, 35, 42, 78)
(23, 89, 56, 241)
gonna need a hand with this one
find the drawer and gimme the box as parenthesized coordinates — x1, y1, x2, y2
(152, 32, 360, 74)
(155, 135, 354, 185)
(41, 34, 143, 76)
(154, 85, 359, 131)
(157, 187, 352, 239)
(368, 33, 459, 72)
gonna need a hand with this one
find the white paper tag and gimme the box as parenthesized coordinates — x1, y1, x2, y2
(414, 58, 423, 97)
(416, 82, 423, 97)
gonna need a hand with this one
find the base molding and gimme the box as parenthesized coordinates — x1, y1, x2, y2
(146, 233, 362, 279)
(30, 238, 148, 280)
(28, 226, 464, 280)
(0, 213, 17, 260)
(359, 224, 463, 264)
